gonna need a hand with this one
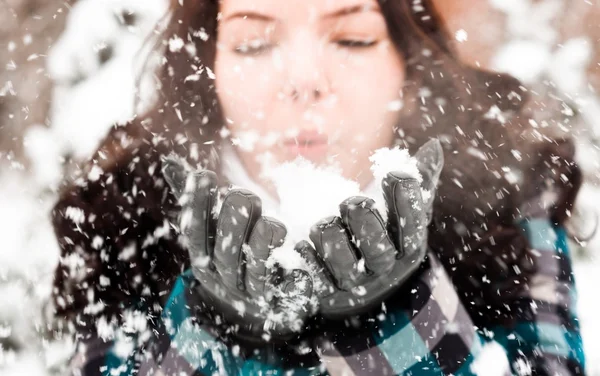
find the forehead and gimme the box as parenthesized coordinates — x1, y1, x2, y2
(219, 0, 380, 19)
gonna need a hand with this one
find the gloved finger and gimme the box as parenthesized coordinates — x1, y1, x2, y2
(268, 269, 313, 337)
(162, 158, 218, 264)
(414, 139, 444, 220)
(161, 156, 188, 200)
(214, 188, 262, 291)
(245, 216, 287, 295)
(339, 196, 396, 275)
(382, 173, 427, 257)
(309, 216, 362, 291)
(184, 171, 218, 266)
(295, 240, 337, 297)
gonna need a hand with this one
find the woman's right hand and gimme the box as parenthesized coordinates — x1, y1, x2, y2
(162, 158, 313, 344)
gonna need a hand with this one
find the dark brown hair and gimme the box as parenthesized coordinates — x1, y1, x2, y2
(51, 0, 580, 333)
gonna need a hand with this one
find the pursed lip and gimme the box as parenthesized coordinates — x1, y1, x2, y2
(283, 130, 329, 159)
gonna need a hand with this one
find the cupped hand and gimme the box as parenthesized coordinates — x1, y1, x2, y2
(162, 158, 314, 343)
(297, 139, 444, 319)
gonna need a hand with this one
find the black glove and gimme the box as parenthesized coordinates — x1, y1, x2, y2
(297, 139, 444, 319)
(162, 158, 313, 343)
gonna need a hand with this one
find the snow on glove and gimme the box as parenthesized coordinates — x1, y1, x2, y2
(162, 158, 313, 343)
(297, 139, 444, 319)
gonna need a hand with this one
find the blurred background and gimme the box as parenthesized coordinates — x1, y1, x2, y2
(0, 0, 599, 374)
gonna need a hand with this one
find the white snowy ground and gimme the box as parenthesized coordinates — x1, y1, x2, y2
(0, 0, 599, 374)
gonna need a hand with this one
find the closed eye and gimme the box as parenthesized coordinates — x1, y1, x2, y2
(233, 40, 275, 55)
(336, 39, 378, 48)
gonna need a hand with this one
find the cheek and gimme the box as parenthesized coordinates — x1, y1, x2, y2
(331, 45, 405, 130)
(215, 52, 280, 128)
(337, 44, 404, 96)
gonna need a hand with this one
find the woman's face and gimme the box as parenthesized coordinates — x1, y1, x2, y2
(215, 0, 405, 190)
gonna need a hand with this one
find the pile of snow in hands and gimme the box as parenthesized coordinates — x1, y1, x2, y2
(263, 146, 423, 273)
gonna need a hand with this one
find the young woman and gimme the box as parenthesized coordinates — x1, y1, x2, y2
(51, 0, 585, 374)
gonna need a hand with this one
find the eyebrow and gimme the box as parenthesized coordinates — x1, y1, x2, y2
(323, 4, 379, 19)
(222, 4, 378, 23)
(222, 11, 275, 23)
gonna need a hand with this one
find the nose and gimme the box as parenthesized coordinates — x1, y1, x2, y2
(281, 30, 331, 104)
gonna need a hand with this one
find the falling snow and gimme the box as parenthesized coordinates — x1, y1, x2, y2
(1, 0, 600, 374)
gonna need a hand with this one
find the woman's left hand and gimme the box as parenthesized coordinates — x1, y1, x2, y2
(297, 140, 444, 319)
